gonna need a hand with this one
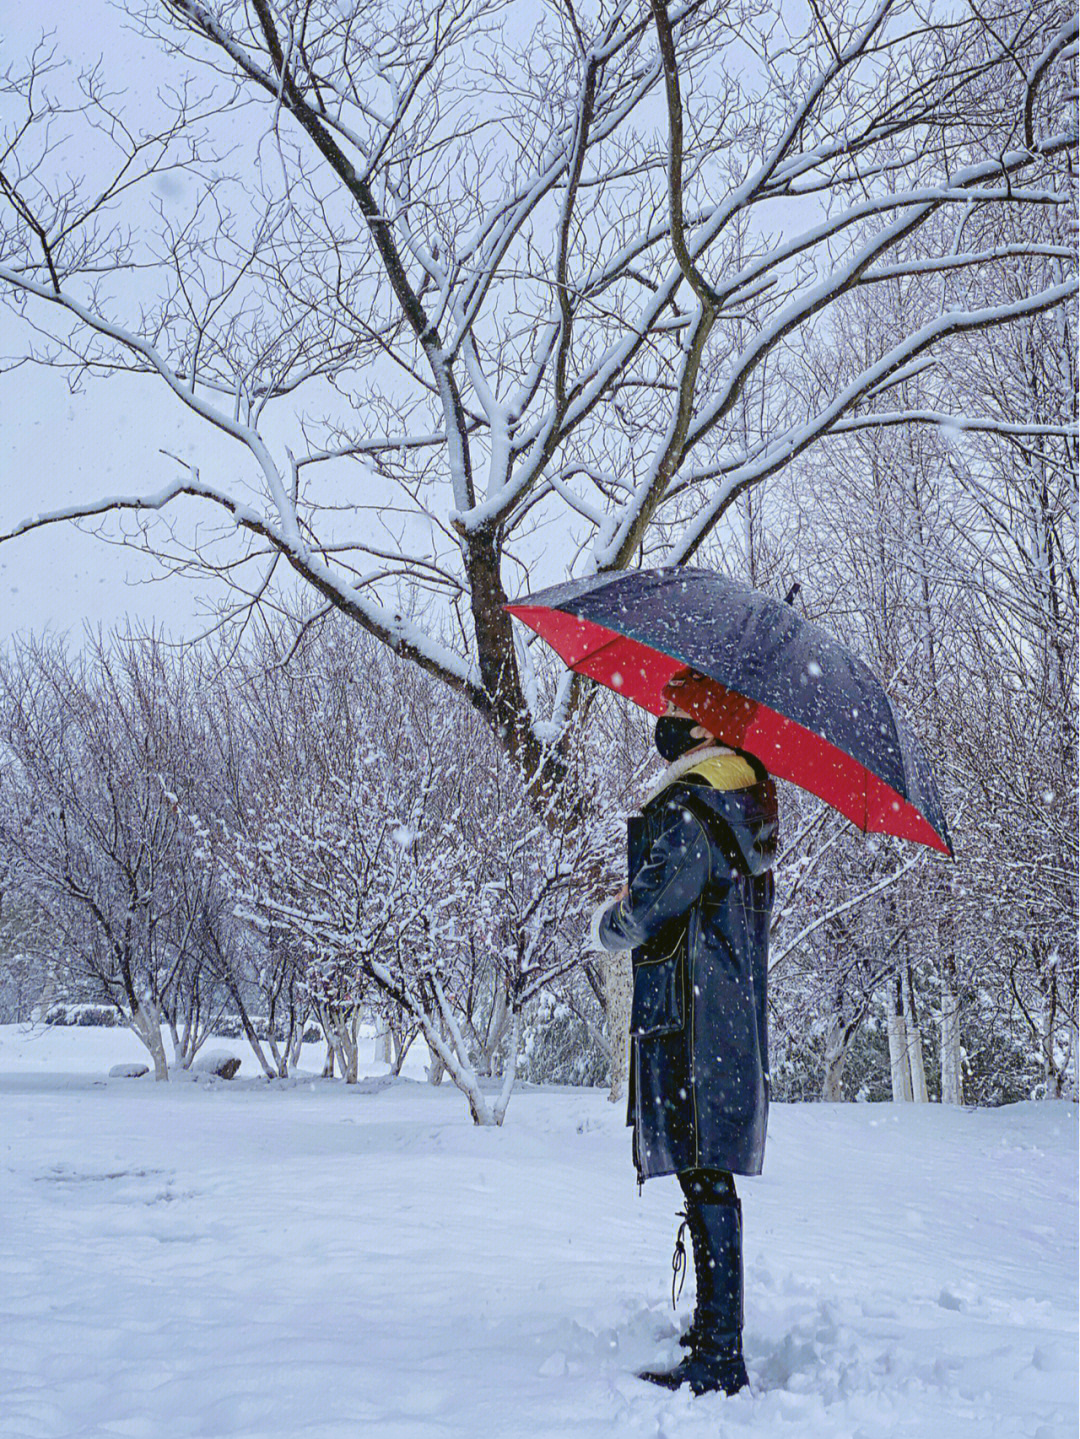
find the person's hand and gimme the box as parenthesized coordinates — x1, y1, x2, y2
(614, 883, 629, 901)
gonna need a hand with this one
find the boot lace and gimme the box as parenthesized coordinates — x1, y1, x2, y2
(671, 1210, 690, 1309)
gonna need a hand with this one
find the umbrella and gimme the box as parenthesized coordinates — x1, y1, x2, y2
(505, 566, 952, 856)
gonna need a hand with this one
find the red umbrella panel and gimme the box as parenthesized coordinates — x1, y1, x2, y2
(506, 601, 951, 856)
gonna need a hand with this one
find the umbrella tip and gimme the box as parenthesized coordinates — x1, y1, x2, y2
(784, 581, 801, 607)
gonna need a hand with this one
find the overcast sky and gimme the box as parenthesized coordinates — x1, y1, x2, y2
(0, 0, 765, 648)
(1, 2, 219, 645)
(1, 1, 531, 647)
(1, 352, 229, 645)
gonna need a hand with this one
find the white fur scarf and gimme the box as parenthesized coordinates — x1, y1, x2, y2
(640, 743, 737, 810)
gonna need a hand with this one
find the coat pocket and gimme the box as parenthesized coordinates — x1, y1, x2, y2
(629, 930, 686, 1038)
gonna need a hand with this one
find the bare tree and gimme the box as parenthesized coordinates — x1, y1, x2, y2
(214, 617, 618, 1119)
(0, 0, 1074, 795)
(0, 870, 47, 1024)
(758, 181, 1077, 1102)
(0, 634, 219, 1078)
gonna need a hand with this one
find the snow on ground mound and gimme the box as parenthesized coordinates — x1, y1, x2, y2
(107, 1062, 150, 1079)
(0, 1024, 1075, 1439)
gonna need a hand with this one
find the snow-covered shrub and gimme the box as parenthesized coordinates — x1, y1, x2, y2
(0, 636, 236, 1080)
(42, 1003, 124, 1028)
(0, 637, 300, 1080)
(208, 621, 623, 1122)
(212, 1014, 322, 1045)
(521, 989, 607, 1088)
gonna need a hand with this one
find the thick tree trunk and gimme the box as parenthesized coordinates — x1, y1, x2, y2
(339, 1022, 359, 1084)
(479, 980, 509, 1077)
(461, 525, 567, 804)
(316, 1003, 361, 1082)
(266, 1033, 289, 1079)
(887, 977, 912, 1102)
(820, 1015, 849, 1102)
(390, 1028, 414, 1076)
(225, 981, 277, 1079)
(939, 953, 963, 1105)
(286, 1024, 306, 1073)
(169, 1005, 201, 1071)
(132, 998, 169, 1081)
(418, 977, 500, 1124)
(904, 966, 929, 1103)
(491, 1008, 522, 1126)
(601, 949, 632, 1103)
(1040, 965, 1064, 1098)
(34, 957, 59, 1022)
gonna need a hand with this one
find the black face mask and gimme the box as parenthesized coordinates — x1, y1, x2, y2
(654, 715, 703, 762)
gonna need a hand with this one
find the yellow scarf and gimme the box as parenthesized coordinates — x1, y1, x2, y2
(682, 753, 757, 791)
(644, 745, 758, 807)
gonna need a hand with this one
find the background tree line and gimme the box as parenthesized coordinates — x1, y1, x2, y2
(0, 370, 1075, 1112)
(0, 0, 1074, 1114)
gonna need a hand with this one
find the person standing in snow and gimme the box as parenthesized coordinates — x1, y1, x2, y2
(588, 669, 778, 1397)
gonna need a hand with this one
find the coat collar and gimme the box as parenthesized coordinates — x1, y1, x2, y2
(642, 744, 739, 809)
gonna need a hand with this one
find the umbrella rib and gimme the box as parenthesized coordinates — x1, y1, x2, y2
(572, 624, 656, 673)
(579, 629, 625, 664)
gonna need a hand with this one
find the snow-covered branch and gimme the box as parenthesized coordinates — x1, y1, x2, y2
(0, 0, 1074, 791)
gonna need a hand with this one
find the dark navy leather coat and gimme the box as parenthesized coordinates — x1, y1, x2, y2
(598, 753, 778, 1181)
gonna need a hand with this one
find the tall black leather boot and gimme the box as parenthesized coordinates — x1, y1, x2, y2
(637, 1176, 749, 1397)
(670, 1167, 731, 1354)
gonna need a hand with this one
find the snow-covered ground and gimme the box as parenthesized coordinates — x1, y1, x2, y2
(1, 1026, 1075, 1439)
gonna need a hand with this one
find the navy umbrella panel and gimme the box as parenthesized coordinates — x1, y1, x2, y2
(505, 567, 953, 856)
